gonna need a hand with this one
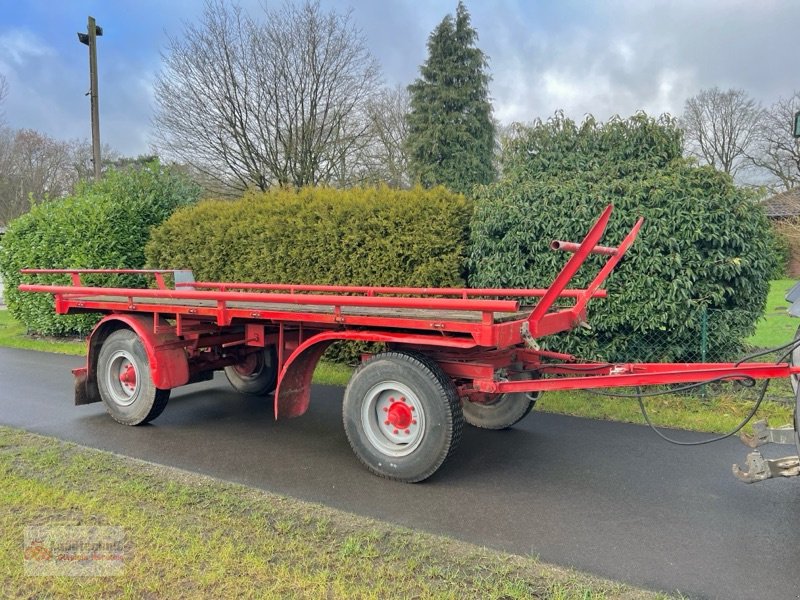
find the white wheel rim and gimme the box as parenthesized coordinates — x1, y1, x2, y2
(105, 350, 138, 407)
(361, 380, 425, 458)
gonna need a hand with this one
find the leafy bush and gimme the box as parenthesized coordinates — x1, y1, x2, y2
(769, 219, 800, 278)
(0, 162, 201, 335)
(470, 113, 775, 362)
(768, 225, 791, 279)
(146, 186, 472, 363)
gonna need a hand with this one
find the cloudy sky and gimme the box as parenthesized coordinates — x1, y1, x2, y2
(1, 0, 798, 156)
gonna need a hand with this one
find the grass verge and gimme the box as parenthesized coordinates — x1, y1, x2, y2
(0, 426, 673, 599)
(746, 278, 796, 348)
(536, 389, 794, 435)
(0, 309, 85, 356)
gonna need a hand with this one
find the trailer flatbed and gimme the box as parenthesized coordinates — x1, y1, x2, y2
(19, 204, 800, 482)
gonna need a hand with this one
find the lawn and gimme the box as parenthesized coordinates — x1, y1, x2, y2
(746, 278, 797, 348)
(0, 426, 671, 600)
(0, 309, 86, 356)
(536, 388, 793, 435)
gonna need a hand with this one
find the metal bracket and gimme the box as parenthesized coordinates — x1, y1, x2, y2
(732, 450, 800, 483)
(520, 322, 540, 351)
(739, 419, 796, 448)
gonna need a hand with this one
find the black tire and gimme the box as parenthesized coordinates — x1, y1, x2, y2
(96, 329, 170, 426)
(342, 351, 463, 483)
(224, 347, 278, 395)
(462, 372, 539, 430)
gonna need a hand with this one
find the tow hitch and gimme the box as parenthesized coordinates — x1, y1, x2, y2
(732, 367, 799, 483)
(733, 419, 799, 483)
(733, 447, 800, 484)
(733, 287, 800, 483)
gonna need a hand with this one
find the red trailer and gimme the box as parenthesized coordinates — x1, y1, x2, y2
(18, 205, 800, 482)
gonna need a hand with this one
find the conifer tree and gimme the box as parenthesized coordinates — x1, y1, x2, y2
(406, 2, 495, 196)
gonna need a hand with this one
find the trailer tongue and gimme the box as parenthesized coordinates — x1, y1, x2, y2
(18, 204, 800, 482)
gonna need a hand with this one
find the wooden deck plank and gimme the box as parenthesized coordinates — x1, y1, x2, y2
(69, 295, 531, 324)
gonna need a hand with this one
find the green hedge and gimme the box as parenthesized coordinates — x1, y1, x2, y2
(146, 186, 470, 286)
(768, 222, 792, 279)
(470, 114, 775, 362)
(145, 186, 472, 363)
(0, 163, 201, 335)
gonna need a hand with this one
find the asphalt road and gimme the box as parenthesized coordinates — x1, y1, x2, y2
(1, 347, 798, 599)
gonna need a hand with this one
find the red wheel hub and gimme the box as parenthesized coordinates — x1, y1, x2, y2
(234, 353, 259, 376)
(119, 364, 137, 390)
(386, 399, 413, 430)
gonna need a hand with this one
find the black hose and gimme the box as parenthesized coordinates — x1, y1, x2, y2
(584, 336, 800, 446)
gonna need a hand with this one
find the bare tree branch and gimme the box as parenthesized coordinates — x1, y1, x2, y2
(746, 91, 800, 192)
(680, 87, 763, 179)
(0, 124, 127, 225)
(151, 0, 381, 193)
(346, 85, 411, 187)
(0, 130, 73, 224)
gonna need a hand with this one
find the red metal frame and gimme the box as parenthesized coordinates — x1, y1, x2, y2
(474, 362, 798, 393)
(19, 204, 800, 418)
(176, 280, 608, 300)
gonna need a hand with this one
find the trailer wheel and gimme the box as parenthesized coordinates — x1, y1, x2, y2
(343, 351, 463, 482)
(96, 329, 170, 426)
(224, 347, 278, 395)
(462, 372, 539, 430)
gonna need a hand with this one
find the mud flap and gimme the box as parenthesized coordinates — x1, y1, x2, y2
(273, 340, 335, 419)
(73, 366, 101, 405)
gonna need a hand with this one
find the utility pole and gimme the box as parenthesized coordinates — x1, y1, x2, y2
(78, 16, 103, 181)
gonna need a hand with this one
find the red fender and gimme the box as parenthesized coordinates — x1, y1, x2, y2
(273, 335, 337, 419)
(77, 314, 189, 405)
(274, 330, 478, 419)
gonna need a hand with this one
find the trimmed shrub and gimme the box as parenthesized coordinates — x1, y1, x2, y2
(145, 186, 472, 363)
(146, 186, 471, 287)
(0, 162, 201, 335)
(470, 114, 775, 362)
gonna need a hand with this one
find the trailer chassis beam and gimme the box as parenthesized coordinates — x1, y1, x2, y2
(474, 362, 800, 393)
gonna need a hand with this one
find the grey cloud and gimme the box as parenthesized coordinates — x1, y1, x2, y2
(3, 0, 798, 156)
